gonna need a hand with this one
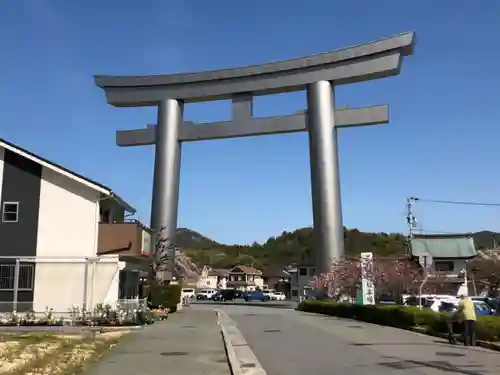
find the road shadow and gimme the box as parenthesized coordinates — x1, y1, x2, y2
(378, 358, 485, 375)
(351, 341, 487, 353)
(351, 342, 441, 347)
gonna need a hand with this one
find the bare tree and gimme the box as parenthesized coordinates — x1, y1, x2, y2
(468, 256, 500, 297)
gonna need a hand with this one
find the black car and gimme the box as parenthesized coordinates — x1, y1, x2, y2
(212, 292, 225, 301)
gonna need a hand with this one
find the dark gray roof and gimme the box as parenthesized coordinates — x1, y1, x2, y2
(263, 268, 292, 278)
(0, 138, 135, 213)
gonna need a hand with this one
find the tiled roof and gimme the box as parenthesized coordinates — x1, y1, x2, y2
(230, 265, 262, 275)
(410, 234, 477, 259)
(208, 268, 230, 277)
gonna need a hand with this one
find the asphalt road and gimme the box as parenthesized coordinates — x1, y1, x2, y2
(191, 299, 297, 309)
(212, 304, 500, 375)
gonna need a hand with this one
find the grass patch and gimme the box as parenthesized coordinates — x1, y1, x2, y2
(0, 331, 128, 374)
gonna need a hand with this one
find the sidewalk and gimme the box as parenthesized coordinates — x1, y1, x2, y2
(83, 309, 231, 375)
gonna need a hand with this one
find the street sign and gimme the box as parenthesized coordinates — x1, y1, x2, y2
(419, 254, 433, 269)
(360, 252, 375, 305)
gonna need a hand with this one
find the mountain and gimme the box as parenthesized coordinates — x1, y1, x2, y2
(470, 231, 500, 249)
(178, 227, 500, 270)
(175, 228, 221, 249)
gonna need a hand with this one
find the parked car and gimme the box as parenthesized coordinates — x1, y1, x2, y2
(181, 288, 196, 299)
(196, 289, 218, 300)
(432, 299, 459, 313)
(473, 300, 494, 316)
(262, 289, 276, 300)
(211, 291, 224, 301)
(244, 291, 269, 302)
(432, 299, 494, 316)
(273, 292, 286, 301)
(234, 290, 244, 299)
(210, 289, 234, 302)
(471, 297, 498, 314)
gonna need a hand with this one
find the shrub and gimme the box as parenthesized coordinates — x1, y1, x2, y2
(148, 283, 182, 313)
(297, 300, 500, 342)
(164, 284, 182, 313)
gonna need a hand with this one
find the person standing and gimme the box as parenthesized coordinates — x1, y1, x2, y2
(457, 295, 476, 346)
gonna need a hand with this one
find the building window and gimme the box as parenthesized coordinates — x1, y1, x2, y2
(0, 263, 34, 291)
(434, 261, 455, 272)
(2, 202, 19, 223)
(299, 267, 307, 276)
(310, 267, 316, 276)
(292, 290, 299, 297)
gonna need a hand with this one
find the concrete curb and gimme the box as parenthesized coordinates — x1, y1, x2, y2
(216, 310, 267, 375)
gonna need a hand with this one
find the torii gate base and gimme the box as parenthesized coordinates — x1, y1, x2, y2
(95, 32, 415, 279)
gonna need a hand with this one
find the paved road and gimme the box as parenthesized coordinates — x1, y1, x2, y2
(84, 309, 230, 375)
(214, 304, 500, 375)
(191, 299, 297, 309)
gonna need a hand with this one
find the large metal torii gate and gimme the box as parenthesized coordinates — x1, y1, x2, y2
(94, 31, 415, 278)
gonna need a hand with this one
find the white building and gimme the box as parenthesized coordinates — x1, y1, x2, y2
(0, 138, 150, 314)
(197, 266, 229, 289)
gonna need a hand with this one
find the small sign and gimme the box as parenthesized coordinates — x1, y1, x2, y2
(360, 252, 375, 305)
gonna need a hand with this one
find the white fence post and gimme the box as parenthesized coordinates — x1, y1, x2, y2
(12, 258, 20, 313)
(82, 257, 89, 312)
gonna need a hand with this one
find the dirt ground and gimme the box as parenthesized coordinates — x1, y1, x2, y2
(0, 330, 129, 375)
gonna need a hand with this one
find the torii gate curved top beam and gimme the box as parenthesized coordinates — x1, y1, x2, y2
(94, 32, 415, 106)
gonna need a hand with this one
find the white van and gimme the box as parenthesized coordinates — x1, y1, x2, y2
(181, 288, 196, 299)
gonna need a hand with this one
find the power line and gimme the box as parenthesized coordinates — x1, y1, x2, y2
(412, 197, 500, 207)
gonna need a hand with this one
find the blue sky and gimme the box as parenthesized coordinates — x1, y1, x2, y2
(1, 0, 499, 244)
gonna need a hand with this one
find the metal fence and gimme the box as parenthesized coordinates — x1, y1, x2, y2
(0, 256, 146, 319)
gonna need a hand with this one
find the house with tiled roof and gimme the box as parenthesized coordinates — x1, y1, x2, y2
(227, 265, 264, 291)
(197, 266, 229, 289)
(410, 233, 477, 273)
(410, 233, 478, 294)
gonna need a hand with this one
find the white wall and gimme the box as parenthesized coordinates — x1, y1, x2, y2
(254, 276, 264, 288)
(93, 257, 122, 307)
(0, 148, 4, 204)
(32, 256, 121, 314)
(36, 167, 100, 258)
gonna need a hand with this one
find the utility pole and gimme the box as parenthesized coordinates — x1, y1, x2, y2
(405, 197, 419, 256)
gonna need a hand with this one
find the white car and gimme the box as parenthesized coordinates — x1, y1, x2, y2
(196, 289, 218, 300)
(181, 288, 196, 299)
(273, 292, 286, 301)
(262, 289, 275, 300)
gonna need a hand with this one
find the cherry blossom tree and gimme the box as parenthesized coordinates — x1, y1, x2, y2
(312, 256, 444, 303)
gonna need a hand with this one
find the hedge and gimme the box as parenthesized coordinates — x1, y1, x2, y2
(297, 300, 500, 342)
(148, 283, 182, 313)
